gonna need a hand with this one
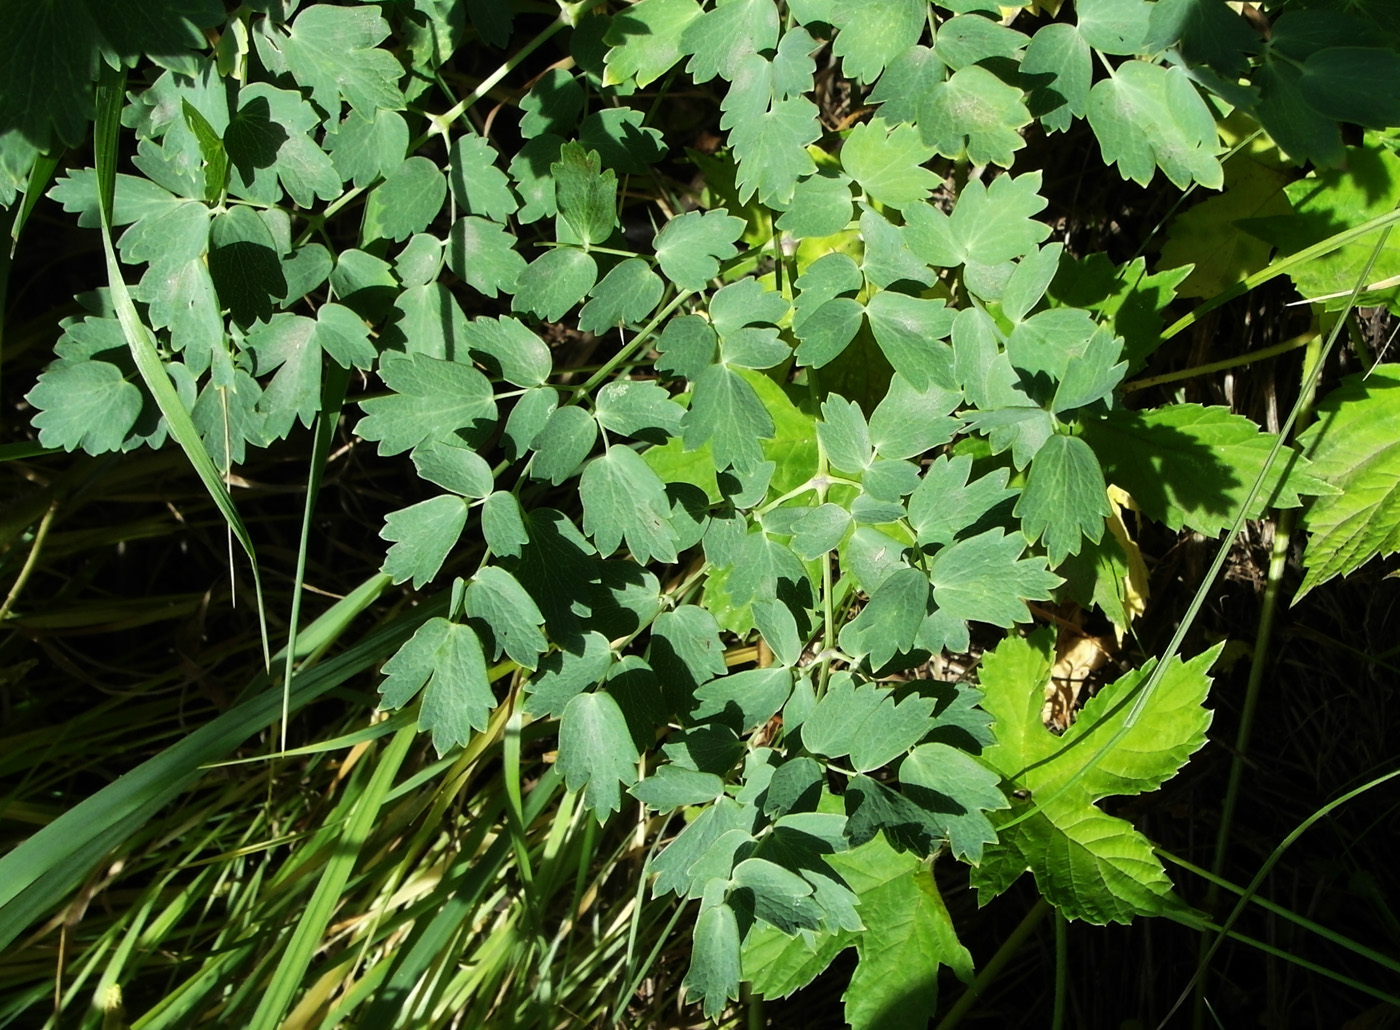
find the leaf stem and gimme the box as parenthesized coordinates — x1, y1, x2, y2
(1121, 330, 1316, 394)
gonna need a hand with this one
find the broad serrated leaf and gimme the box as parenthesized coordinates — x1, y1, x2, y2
(357, 352, 496, 455)
(464, 565, 547, 668)
(1080, 404, 1332, 536)
(379, 617, 495, 754)
(654, 208, 746, 291)
(824, 832, 975, 1030)
(559, 690, 641, 820)
(1088, 61, 1222, 190)
(1296, 367, 1400, 595)
(580, 444, 681, 563)
(972, 630, 1218, 920)
(380, 494, 469, 589)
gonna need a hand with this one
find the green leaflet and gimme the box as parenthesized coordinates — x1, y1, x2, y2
(971, 630, 1220, 923)
(1296, 367, 1400, 596)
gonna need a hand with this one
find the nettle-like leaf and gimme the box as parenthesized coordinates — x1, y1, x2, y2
(971, 630, 1220, 923)
(1080, 404, 1334, 537)
(1295, 366, 1400, 597)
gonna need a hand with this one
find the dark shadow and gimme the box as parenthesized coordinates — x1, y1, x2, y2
(223, 95, 287, 183)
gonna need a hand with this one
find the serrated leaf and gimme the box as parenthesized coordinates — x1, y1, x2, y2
(578, 258, 664, 334)
(277, 4, 404, 122)
(464, 565, 547, 668)
(654, 208, 746, 291)
(928, 529, 1060, 629)
(730, 96, 820, 207)
(447, 217, 526, 299)
(841, 118, 938, 209)
(363, 156, 446, 244)
(973, 630, 1219, 921)
(605, 0, 704, 87)
(380, 617, 495, 755)
(919, 64, 1031, 168)
(1296, 367, 1400, 596)
(357, 352, 495, 455)
(513, 247, 598, 322)
(380, 494, 469, 589)
(1088, 61, 1222, 190)
(559, 690, 641, 820)
(1080, 404, 1332, 536)
(580, 444, 681, 563)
